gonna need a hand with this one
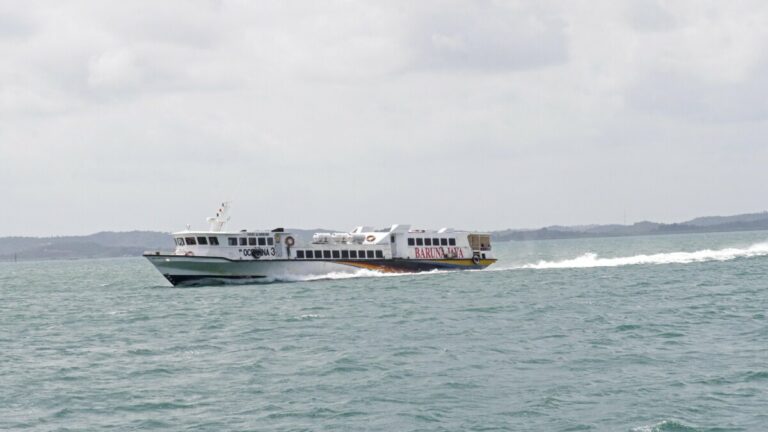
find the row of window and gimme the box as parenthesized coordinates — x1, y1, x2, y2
(176, 236, 274, 247)
(228, 237, 274, 247)
(407, 237, 456, 247)
(177, 236, 220, 246)
(296, 249, 384, 259)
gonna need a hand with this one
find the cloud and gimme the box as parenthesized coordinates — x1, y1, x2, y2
(625, 0, 677, 32)
(1, 1, 767, 236)
(408, 2, 568, 71)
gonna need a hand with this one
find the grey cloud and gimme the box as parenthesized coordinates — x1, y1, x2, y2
(628, 66, 768, 123)
(0, 11, 35, 39)
(409, 4, 567, 71)
(625, 0, 677, 32)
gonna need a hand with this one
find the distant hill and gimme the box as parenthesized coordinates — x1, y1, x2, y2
(2, 212, 768, 261)
(492, 211, 768, 241)
(0, 231, 172, 261)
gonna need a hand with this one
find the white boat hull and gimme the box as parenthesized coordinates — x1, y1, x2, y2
(143, 253, 496, 286)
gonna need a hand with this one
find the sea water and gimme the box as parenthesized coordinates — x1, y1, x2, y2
(2, 231, 767, 431)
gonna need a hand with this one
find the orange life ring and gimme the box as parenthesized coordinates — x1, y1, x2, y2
(285, 236, 295, 247)
(366, 235, 376, 242)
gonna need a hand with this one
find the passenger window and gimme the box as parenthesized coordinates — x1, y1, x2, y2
(297, 250, 305, 259)
(425, 238, 432, 246)
(440, 238, 447, 246)
(341, 250, 349, 259)
(358, 250, 366, 259)
(323, 250, 331, 259)
(185, 237, 196, 245)
(416, 238, 423, 246)
(350, 250, 358, 258)
(209, 237, 219, 245)
(228, 238, 237, 246)
(332, 250, 340, 259)
(314, 250, 322, 259)
(267, 238, 274, 246)
(408, 238, 415, 246)
(258, 238, 266, 246)
(197, 237, 208, 245)
(432, 238, 439, 245)
(366, 250, 375, 259)
(239, 238, 247, 246)
(248, 238, 256, 246)
(375, 250, 384, 258)
(176, 238, 183, 246)
(449, 238, 456, 246)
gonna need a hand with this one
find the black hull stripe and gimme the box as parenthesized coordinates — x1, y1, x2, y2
(164, 274, 266, 286)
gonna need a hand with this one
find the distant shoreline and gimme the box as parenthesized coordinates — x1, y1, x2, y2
(2, 211, 768, 261)
(493, 216, 768, 242)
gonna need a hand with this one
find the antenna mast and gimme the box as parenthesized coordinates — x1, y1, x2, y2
(207, 202, 231, 232)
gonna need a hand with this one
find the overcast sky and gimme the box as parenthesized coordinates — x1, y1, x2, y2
(2, 1, 768, 236)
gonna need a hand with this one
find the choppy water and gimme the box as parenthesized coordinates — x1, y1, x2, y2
(2, 231, 768, 431)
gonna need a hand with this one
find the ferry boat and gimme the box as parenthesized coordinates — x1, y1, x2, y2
(144, 203, 497, 285)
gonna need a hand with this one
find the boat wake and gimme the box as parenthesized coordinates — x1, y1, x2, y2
(264, 268, 457, 284)
(517, 242, 768, 270)
(275, 269, 396, 283)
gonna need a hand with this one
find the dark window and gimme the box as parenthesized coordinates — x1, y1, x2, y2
(267, 238, 274, 246)
(185, 237, 196, 245)
(209, 237, 219, 245)
(358, 250, 366, 259)
(482, 253, 486, 259)
(197, 236, 208, 245)
(416, 238, 423, 246)
(432, 238, 439, 245)
(367, 250, 375, 259)
(228, 237, 237, 246)
(239, 238, 247, 246)
(296, 250, 305, 259)
(391, 235, 396, 243)
(248, 238, 256, 246)
(323, 250, 331, 259)
(408, 238, 415, 246)
(332, 250, 340, 259)
(258, 238, 266, 246)
(449, 238, 456, 246)
(425, 238, 432, 246)
(440, 238, 448, 246)
(350, 250, 358, 258)
(315, 250, 323, 259)
(375, 250, 384, 258)
(341, 250, 349, 259)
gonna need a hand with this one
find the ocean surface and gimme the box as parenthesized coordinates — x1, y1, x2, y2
(2, 231, 768, 431)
